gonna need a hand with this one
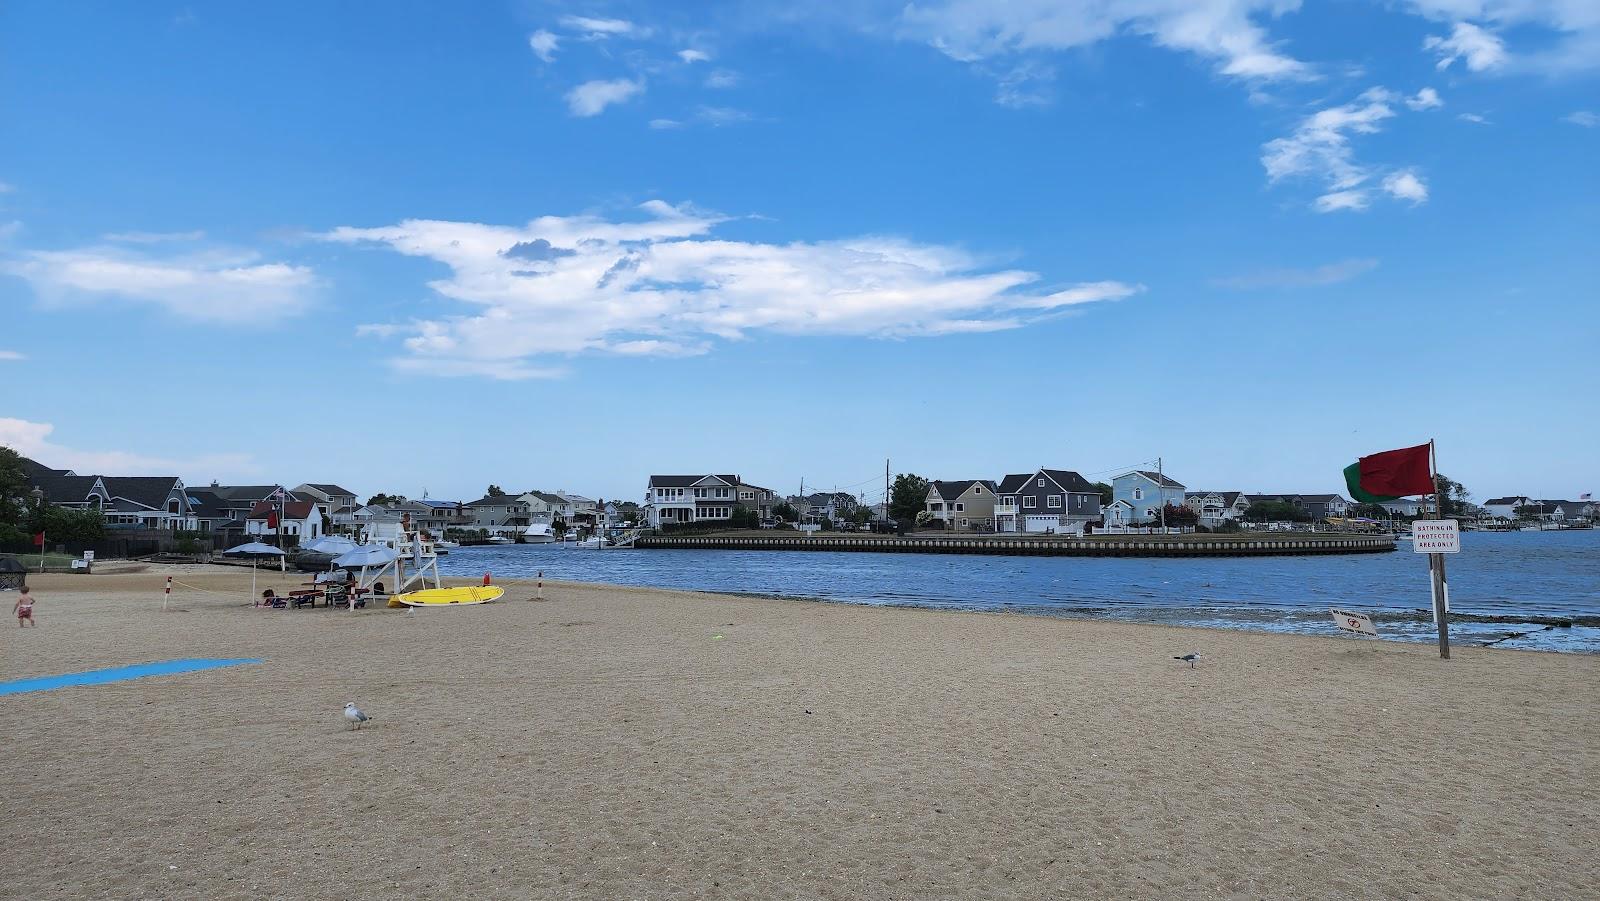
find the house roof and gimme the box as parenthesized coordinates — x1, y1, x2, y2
(247, 500, 318, 520)
(930, 479, 996, 501)
(1123, 470, 1186, 489)
(996, 469, 1098, 495)
(527, 491, 567, 505)
(29, 473, 98, 504)
(1299, 494, 1345, 504)
(414, 499, 462, 509)
(1484, 496, 1528, 506)
(100, 477, 182, 510)
(186, 490, 231, 520)
(466, 494, 519, 507)
(648, 474, 740, 488)
(209, 485, 289, 503)
(303, 483, 356, 497)
(19, 457, 72, 480)
(1186, 491, 1243, 505)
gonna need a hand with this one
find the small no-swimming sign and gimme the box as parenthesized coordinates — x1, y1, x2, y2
(1330, 607, 1379, 637)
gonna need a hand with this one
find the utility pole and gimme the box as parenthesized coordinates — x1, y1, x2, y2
(885, 458, 891, 526)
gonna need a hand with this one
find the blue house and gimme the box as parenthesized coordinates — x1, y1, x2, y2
(1111, 470, 1187, 524)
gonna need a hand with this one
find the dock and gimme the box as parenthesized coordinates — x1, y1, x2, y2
(633, 532, 1395, 557)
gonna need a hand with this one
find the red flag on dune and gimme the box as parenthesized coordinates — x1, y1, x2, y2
(32, 532, 44, 547)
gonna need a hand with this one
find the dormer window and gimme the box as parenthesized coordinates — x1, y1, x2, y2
(1037, 478, 1045, 487)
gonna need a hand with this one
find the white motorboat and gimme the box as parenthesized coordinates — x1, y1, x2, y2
(523, 522, 557, 544)
(434, 538, 460, 551)
(562, 529, 579, 542)
(568, 536, 604, 549)
(485, 535, 515, 545)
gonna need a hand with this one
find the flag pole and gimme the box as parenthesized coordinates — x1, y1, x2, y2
(1429, 439, 1451, 659)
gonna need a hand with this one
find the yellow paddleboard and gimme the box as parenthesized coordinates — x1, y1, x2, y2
(389, 585, 505, 608)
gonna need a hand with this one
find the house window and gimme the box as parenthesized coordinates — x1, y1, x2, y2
(1037, 478, 1045, 487)
(1024, 497, 1036, 509)
(954, 503, 964, 512)
(975, 486, 983, 494)
(1145, 508, 1154, 517)
(1134, 487, 1143, 500)
(959, 518, 968, 527)
(694, 488, 707, 499)
(1048, 495, 1061, 508)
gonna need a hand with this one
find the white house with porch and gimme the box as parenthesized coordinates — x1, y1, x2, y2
(644, 474, 741, 527)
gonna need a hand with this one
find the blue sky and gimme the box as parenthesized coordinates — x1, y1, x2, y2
(1, 1, 1596, 506)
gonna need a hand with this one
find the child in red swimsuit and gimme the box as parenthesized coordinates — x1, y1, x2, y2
(14, 586, 36, 626)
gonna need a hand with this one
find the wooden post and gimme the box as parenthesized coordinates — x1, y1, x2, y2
(1430, 440, 1450, 659)
(164, 576, 172, 613)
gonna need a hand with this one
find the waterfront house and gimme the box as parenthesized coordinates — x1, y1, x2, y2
(293, 484, 360, 523)
(1375, 497, 1433, 517)
(519, 491, 570, 524)
(245, 500, 323, 541)
(465, 494, 530, 537)
(1299, 494, 1350, 520)
(792, 491, 861, 524)
(1185, 491, 1250, 526)
(644, 474, 741, 527)
(414, 499, 471, 534)
(206, 485, 300, 523)
(21, 458, 195, 530)
(555, 491, 598, 519)
(924, 480, 997, 530)
(1111, 471, 1187, 524)
(994, 469, 1102, 534)
(736, 482, 778, 520)
(1483, 496, 1533, 520)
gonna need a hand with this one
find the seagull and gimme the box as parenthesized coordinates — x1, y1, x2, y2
(343, 702, 371, 730)
(1174, 653, 1201, 669)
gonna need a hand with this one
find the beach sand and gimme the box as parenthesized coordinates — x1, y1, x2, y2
(2, 564, 1597, 900)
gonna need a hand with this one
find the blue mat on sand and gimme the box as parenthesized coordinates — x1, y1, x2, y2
(0, 658, 262, 696)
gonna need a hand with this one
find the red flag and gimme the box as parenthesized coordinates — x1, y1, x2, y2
(267, 513, 279, 529)
(1358, 443, 1435, 497)
(32, 532, 44, 547)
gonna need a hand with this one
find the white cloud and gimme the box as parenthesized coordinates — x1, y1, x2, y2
(565, 78, 645, 117)
(696, 106, 752, 126)
(704, 68, 740, 89)
(1405, 87, 1443, 110)
(529, 30, 559, 63)
(898, 0, 1312, 85)
(1563, 110, 1599, 127)
(0, 350, 25, 361)
(1407, 2, 1600, 74)
(559, 15, 640, 38)
(1214, 257, 1379, 289)
(1458, 112, 1489, 123)
(1262, 87, 1433, 212)
(1382, 169, 1429, 204)
(1423, 21, 1507, 71)
(0, 181, 13, 193)
(1262, 88, 1396, 192)
(649, 118, 685, 129)
(678, 49, 711, 63)
(1314, 190, 1369, 213)
(321, 201, 1141, 379)
(0, 417, 257, 479)
(3, 244, 316, 323)
(102, 229, 206, 243)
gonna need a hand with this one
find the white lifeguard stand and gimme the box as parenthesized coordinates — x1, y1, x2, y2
(361, 514, 441, 594)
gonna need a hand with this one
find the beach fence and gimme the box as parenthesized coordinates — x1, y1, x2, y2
(1, 530, 220, 561)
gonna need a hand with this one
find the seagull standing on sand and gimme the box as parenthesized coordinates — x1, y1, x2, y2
(1174, 653, 1201, 669)
(344, 702, 371, 730)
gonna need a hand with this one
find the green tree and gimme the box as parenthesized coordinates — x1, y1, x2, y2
(1244, 500, 1310, 523)
(1349, 502, 1389, 519)
(486, 485, 506, 497)
(1433, 473, 1471, 517)
(0, 445, 29, 532)
(772, 501, 797, 523)
(889, 474, 930, 522)
(366, 493, 405, 506)
(850, 505, 872, 526)
(1093, 481, 1114, 506)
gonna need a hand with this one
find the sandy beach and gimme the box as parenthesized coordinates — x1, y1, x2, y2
(2, 564, 1597, 900)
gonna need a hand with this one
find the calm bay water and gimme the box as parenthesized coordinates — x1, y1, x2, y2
(438, 530, 1600, 653)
